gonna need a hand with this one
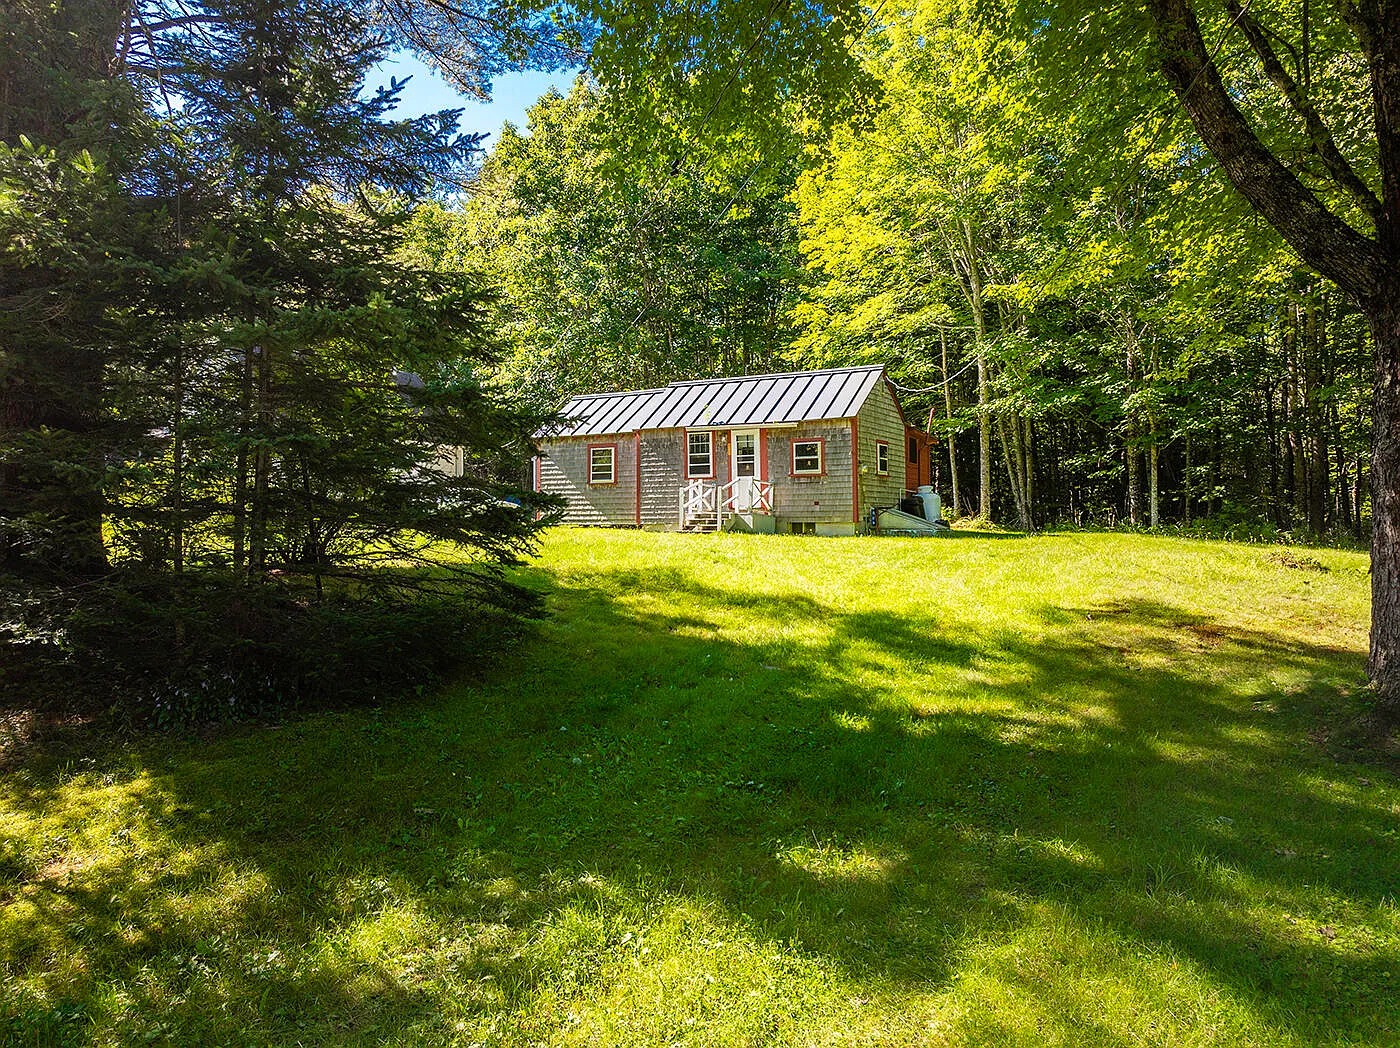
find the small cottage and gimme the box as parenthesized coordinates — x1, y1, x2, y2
(533, 365, 936, 534)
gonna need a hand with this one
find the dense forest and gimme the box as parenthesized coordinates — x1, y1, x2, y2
(419, 3, 1376, 538)
(4, 0, 1400, 723)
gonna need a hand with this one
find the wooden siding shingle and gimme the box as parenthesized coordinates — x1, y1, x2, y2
(769, 422, 854, 525)
(640, 431, 685, 526)
(538, 438, 638, 525)
(855, 380, 908, 519)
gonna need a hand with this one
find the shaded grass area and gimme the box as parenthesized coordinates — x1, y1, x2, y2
(1, 530, 1396, 1046)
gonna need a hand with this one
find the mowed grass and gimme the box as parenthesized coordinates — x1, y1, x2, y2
(2, 529, 1397, 1047)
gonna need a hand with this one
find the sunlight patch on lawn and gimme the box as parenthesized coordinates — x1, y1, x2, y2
(830, 710, 874, 732)
(776, 839, 908, 887)
(939, 904, 1295, 1047)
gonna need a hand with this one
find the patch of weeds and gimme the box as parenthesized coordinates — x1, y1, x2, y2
(1268, 550, 1330, 572)
(0, 1001, 89, 1048)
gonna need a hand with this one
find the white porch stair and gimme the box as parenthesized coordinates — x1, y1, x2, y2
(679, 478, 773, 532)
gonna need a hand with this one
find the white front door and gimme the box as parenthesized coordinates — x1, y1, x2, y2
(730, 429, 759, 510)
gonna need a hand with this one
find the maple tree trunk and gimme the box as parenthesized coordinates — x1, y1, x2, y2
(1367, 298, 1400, 724)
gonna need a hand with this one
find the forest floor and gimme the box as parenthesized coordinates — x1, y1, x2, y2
(2, 529, 1397, 1047)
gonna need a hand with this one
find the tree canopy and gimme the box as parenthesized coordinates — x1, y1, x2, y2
(5, 0, 1400, 724)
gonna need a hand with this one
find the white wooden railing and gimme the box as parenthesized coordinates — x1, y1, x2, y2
(679, 478, 774, 529)
(679, 479, 718, 528)
(721, 478, 773, 513)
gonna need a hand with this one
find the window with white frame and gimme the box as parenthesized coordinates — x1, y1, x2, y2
(687, 431, 713, 477)
(589, 445, 616, 484)
(791, 439, 823, 475)
(876, 441, 890, 475)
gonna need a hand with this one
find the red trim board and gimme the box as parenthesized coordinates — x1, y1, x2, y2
(850, 419, 860, 523)
(634, 431, 642, 525)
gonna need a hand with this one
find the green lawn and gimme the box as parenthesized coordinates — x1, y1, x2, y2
(2, 529, 1396, 1047)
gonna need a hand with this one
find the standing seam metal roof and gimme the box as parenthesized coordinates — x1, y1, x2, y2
(539, 366, 887, 439)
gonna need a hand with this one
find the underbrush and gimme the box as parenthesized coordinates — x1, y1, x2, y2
(0, 567, 541, 730)
(1044, 519, 1369, 550)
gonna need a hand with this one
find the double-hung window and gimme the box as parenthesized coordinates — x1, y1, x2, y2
(876, 441, 890, 475)
(588, 445, 616, 485)
(791, 439, 824, 476)
(687, 431, 713, 477)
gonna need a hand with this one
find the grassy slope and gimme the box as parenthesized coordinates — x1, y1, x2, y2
(1, 530, 1396, 1047)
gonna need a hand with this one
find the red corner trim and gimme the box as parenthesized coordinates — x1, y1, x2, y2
(851, 419, 861, 522)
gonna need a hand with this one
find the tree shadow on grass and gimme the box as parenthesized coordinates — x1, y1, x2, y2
(1, 563, 1395, 1045)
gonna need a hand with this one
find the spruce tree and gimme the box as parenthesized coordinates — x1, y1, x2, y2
(107, 0, 554, 583)
(0, 1, 144, 578)
(4, 0, 556, 720)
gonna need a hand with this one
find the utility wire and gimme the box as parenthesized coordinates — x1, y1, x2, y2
(886, 351, 981, 395)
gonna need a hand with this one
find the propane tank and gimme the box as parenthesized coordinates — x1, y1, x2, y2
(917, 485, 942, 523)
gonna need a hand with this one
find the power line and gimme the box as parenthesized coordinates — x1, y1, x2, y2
(886, 351, 981, 394)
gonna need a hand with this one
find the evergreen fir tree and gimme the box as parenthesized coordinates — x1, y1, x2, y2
(0, 1, 146, 578)
(3, 0, 557, 721)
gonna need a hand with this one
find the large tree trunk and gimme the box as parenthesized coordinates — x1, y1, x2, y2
(1183, 432, 1192, 525)
(1368, 300, 1400, 724)
(1123, 313, 1142, 526)
(940, 328, 962, 517)
(958, 218, 994, 521)
(1265, 382, 1284, 526)
(998, 414, 1031, 530)
(1023, 415, 1036, 528)
(977, 350, 992, 519)
(1149, 433, 1160, 528)
(1126, 441, 1141, 526)
(1306, 293, 1330, 534)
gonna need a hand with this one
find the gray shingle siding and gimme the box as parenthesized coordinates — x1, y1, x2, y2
(855, 379, 908, 518)
(538, 437, 636, 526)
(768, 422, 854, 526)
(640, 431, 685, 526)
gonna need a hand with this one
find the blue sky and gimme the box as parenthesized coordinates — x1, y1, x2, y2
(372, 51, 577, 143)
